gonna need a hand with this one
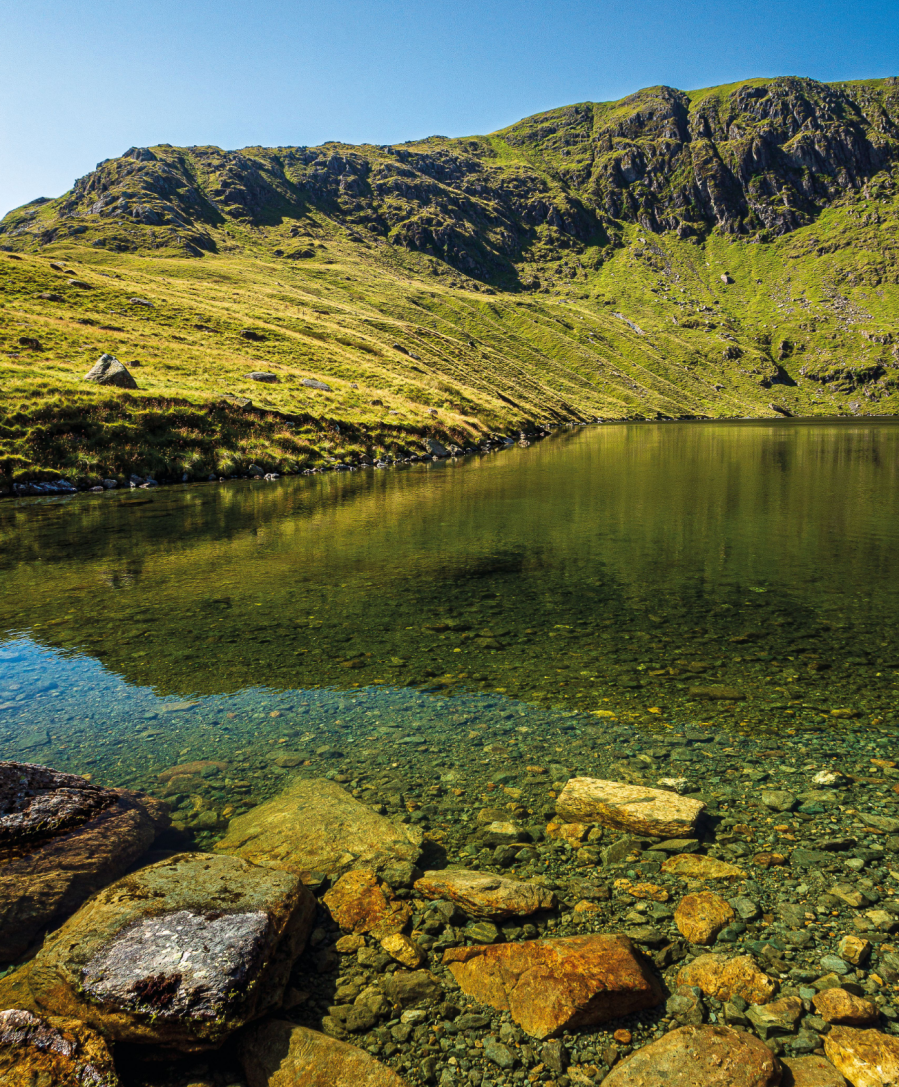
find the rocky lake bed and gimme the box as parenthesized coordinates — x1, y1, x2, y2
(2, 421, 899, 1085)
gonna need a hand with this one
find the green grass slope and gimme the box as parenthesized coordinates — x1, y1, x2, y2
(2, 74, 899, 486)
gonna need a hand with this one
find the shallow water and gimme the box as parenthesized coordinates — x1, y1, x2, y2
(2, 419, 899, 837)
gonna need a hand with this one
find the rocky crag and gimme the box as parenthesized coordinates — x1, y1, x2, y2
(2, 75, 899, 484)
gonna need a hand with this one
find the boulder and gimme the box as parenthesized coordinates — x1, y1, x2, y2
(677, 954, 778, 1005)
(246, 372, 279, 383)
(323, 870, 411, 938)
(382, 970, 441, 1008)
(555, 778, 705, 837)
(0, 1009, 119, 1087)
(422, 438, 448, 457)
(746, 996, 804, 1039)
(25, 852, 315, 1050)
(813, 988, 880, 1026)
(601, 1024, 781, 1087)
(302, 378, 332, 391)
(0, 760, 169, 960)
(213, 777, 422, 881)
(823, 1026, 899, 1086)
(781, 1055, 848, 1086)
(413, 869, 556, 919)
(662, 854, 747, 880)
(675, 892, 736, 945)
(442, 934, 662, 1039)
(83, 355, 137, 389)
(239, 1020, 407, 1086)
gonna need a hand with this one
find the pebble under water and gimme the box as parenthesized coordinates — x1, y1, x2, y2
(1, 419, 899, 1086)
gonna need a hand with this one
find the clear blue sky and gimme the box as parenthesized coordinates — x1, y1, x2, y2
(1, 0, 896, 217)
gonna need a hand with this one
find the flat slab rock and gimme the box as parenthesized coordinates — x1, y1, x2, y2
(0, 760, 169, 960)
(240, 1020, 407, 1086)
(25, 852, 314, 1050)
(442, 933, 662, 1039)
(781, 1054, 849, 1086)
(823, 1026, 899, 1087)
(0, 1008, 119, 1086)
(556, 777, 705, 837)
(214, 777, 422, 880)
(414, 869, 556, 919)
(602, 1024, 781, 1087)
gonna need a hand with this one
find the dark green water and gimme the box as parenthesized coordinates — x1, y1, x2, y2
(2, 419, 898, 837)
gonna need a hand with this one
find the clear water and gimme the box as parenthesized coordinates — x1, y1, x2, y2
(2, 419, 898, 837)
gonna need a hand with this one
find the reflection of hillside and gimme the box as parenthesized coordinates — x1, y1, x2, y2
(1, 421, 898, 701)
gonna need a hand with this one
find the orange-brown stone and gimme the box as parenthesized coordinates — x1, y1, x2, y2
(677, 954, 778, 1005)
(414, 869, 556, 920)
(823, 1027, 899, 1087)
(602, 1024, 780, 1087)
(240, 1019, 407, 1086)
(323, 870, 411, 939)
(662, 854, 746, 880)
(813, 988, 879, 1026)
(442, 933, 662, 1039)
(780, 1054, 848, 1086)
(675, 892, 736, 945)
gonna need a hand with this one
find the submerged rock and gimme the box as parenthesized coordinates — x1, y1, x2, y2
(0, 1009, 118, 1087)
(602, 1024, 781, 1086)
(323, 870, 411, 937)
(413, 868, 556, 919)
(823, 1026, 899, 1086)
(213, 777, 422, 881)
(442, 933, 662, 1038)
(0, 760, 169, 961)
(674, 891, 736, 944)
(239, 1019, 408, 1086)
(83, 355, 137, 389)
(555, 777, 706, 837)
(677, 953, 778, 1005)
(25, 852, 315, 1050)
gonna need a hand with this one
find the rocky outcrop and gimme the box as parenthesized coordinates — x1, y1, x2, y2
(83, 355, 137, 389)
(0, 1009, 119, 1087)
(213, 777, 422, 881)
(442, 934, 662, 1038)
(601, 1024, 781, 1086)
(24, 852, 315, 1050)
(239, 1020, 408, 1086)
(555, 777, 706, 837)
(0, 761, 169, 960)
(413, 869, 556, 919)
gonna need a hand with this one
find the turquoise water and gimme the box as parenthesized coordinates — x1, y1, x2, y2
(2, 419, 898, 838)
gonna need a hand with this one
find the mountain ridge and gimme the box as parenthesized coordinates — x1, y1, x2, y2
(2, 74, 899, 486)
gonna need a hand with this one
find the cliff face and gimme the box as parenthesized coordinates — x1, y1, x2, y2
(5, 77, 898, 283)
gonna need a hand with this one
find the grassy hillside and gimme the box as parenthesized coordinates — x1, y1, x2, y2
(2, 75, 899, 487)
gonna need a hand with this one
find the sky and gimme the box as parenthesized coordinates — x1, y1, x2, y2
(1, 0, 897, 217)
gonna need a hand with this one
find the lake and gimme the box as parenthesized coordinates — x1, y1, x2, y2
(2, 418, 899, 841)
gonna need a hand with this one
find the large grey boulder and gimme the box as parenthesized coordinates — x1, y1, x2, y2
(25, 852, 315, 1050)
(83, 355, 137, 389)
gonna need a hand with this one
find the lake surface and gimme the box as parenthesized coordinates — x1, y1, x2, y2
(2, 419, 898, 842)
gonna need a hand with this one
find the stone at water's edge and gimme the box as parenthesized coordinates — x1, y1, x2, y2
(555, 777, 706, 837)
(239, 1020, 408, 1086)
(413, 868, 556, 919)
(674, 891, 736, 944)
(0, 761, 169, 961)
(677, 953, 778, 1005)
(24, 852, 315, 1050)
(442, 933, 662, 1039)
(213, 777, 422, 880)
(823, 1026, 899, 1087)
(601, 1024, 781, 1087)
(0, 1008, 119, 1087)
